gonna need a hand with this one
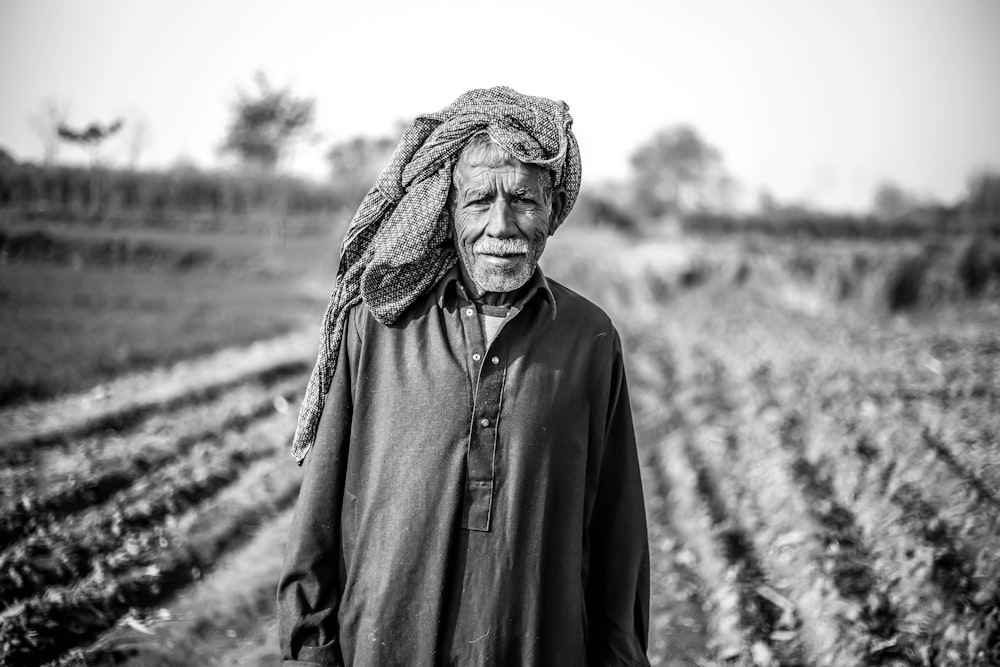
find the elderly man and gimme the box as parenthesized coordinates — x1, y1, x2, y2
(278, 87, 649, 666)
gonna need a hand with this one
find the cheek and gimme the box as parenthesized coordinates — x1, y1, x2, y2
(454, 212, 486, 244)
(520, 211, 553, 240)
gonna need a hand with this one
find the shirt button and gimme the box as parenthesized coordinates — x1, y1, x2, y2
(491, 356, 500, 365)
(465, 308, 474, 317)
(472, 353, 481, 362)
(480, 418, 490, 427)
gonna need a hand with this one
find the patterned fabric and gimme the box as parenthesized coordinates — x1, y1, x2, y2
(291, 86, 582, 463)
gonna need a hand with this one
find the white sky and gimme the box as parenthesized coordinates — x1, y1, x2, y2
(1, 0, 998, 211)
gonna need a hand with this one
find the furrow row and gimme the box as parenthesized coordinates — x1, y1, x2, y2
(0, 403, 299, 609)
(752, 361, 998, 665)
(0, 375, 304, 550)
(0, 438, 302, 666)
(0, 350, 308, 463)
(647, 436, 755, 664)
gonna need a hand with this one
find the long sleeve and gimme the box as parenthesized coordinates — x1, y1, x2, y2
(277, 314, 358, 667)
(585, 333, 651, 666)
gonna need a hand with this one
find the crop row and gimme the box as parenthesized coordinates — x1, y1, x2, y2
(627, 338, 804, 665)
(632, 411, 709, 664)
(0, 375, 304, 550)
(570, 231, 1000, 662)
(769, 366, 1000, 665)
(0, 418, 302, 666)
(719, 346, 994, 664)
(0, 403, 300, 610)
(0, 351, 308, 463)
(621, 292, 1000, 666)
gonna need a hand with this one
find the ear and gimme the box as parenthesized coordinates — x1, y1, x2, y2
(548, 189, 567, 236)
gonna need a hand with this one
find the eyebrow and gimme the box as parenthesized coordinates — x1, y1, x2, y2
(458, 179, 542, 202)
(461, 187, 493, 201)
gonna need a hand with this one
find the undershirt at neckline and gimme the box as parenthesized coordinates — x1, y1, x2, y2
(475, 303, 510, 347)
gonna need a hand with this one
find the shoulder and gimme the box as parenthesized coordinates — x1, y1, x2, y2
(546, 276, 619, 341)
(345, 300, 369, 336)
(341, 300, 377, 354)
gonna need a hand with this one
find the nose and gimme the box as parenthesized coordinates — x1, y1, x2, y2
(484, 199, 517, 238)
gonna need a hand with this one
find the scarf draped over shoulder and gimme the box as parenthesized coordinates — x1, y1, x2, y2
(291, 85, 582, 463)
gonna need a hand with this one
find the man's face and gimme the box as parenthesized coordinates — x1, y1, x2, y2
(450, 158, 560, 296)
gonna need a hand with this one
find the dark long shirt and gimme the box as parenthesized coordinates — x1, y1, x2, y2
(277, 268, 650, 666)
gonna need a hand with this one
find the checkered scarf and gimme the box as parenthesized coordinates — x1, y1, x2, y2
(291, 86, 582, 463)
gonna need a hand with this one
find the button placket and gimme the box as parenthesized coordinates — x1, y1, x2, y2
(458, 300, 507, 532)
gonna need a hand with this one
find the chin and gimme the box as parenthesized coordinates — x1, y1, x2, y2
(472, 262, 534, 293)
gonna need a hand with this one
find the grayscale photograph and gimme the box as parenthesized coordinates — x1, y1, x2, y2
(0, 1, 998, 665)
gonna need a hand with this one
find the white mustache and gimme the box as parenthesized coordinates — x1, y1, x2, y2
(474, 238, 530, 256)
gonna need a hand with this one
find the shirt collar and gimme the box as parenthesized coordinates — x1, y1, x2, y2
(434, 264, 557, 320)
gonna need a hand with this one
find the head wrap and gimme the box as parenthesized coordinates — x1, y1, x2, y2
(291, 86, 582, 463)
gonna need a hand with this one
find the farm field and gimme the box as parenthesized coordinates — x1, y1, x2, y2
(0, 218, 339, 406)
(0, 225, 998, 665)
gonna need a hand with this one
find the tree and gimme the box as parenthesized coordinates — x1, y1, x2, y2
(29, 99, 69, 168)
(219, 73, 316, 251)
(965, 170, 1000, 218)
(58, 119, 124, 159)
(757, 189, 778, 214)
(629, 125, 723, 219)
(58, 118, 124, 217)
(219, 72, 315, 172)
(871, 181, 917, 221)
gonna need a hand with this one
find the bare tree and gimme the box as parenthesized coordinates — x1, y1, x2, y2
(126, 115, 149, 171)
(29, 99, 69, 168)
(58, 118, 124, 217)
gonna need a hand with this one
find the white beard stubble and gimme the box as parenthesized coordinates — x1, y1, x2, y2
(466, 238, 546, 294)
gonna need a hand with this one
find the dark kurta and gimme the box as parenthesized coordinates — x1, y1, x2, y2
(278, 268, 650, 666)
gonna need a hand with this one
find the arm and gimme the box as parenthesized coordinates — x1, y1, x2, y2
(277, 313, 359, 667)
(585, 332, 651, 667)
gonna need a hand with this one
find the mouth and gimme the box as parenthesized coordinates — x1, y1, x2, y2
(477, 251, 526, 264)
(478, 249, 526, 257)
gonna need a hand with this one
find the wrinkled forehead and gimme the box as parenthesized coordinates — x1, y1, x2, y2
(451, 159, 549, 199)
(452, 136, 552, 195)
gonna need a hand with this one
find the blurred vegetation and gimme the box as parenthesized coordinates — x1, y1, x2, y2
(28, 98, 68, 168)
(0, 224, 334, 408)
(682, 207, 998, 239)
(0, 162, 343, 232)
(57, 117, 124, 219)
(218, 72, 315, 172)
(326, 132, 396, 213)
(5, 96, 999, 239)
(629, 125, 729, 218)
